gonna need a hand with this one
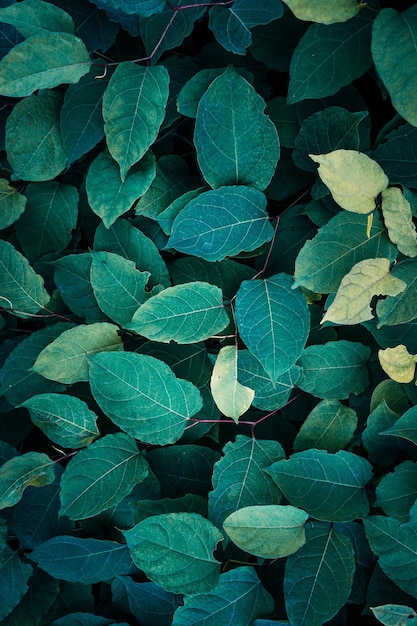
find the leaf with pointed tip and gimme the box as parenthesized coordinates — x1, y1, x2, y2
(282, 0, 360, 24)
(376, 259, 417, 327)
(0, 179, 26, 229)
(378, 345, 417, 384)
(375, 461, 417, 522)
(158, 187, 206, 235)
(32, 322, 123, 384)
(381, 187, 417, 257)
(112, 576, 181, 626)
(0, 32, 90, 97)
(210, 346, 254, 422)
(0, 451, 54, 510)
(372, 604, 417, 626)
(362, 400, 403, 467)
(293, 399, 358, 454)
(381, 406, 417, 447)
(124, 513, 223, 595)
(89, 352, 202, 445)
(0, 0, 75, 37)
(130, 494, 207, 525)
(103, 63, 169, 181)
(138, 341, 212, 388)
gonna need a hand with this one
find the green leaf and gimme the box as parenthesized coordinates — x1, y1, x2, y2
(372, 7, 417, 127)
(310, 150, 388, 214)
(177, 68, 231, 119)
(322, 258, 406, 325)
(30, 536, 132, 584)
(5, 90, 67, 182)
(235, 274, 310, 381)
(208, 435, 284, 529)
(381, 405, 417, 447)
(194, 66, 279, 190)
(127, 282, 229, 344)
(210, 346, 254, 422)
(293, 399, 358, 453)
(158, 187, 207, 235)
(381, 187, 417, 258)
(112, 576, 180, 626)
(223, 504, 308, 559)
(372, 124, 417, 188)
(138, 340, 212, 388)
(378, 345, 417, 384)
(0, 451, 54, 510)
(20, 393, 99, 450)
(86, 149, 156, 228)
(375, 461, 417, 522)
(364, 516, 417, 599)
(102, 62, 169, 181)
(172, 566, 274, 625)
(89, 352, 202, 445)
(0, 0, 75, 37)
(60, 433, 148, 520)
(130, 494, 207, 525)
(284, 522, 355, 626)
(296, 340, 371, 399)
(0, 518, 33, 621)
(32, 322, 123, 384)
(0, 179, 26, 230)
(266, 96, 300, 149)
(124, 513, 223, 595)
(1, 568, 59, 626)
(282, 0, 361, 24)
(0, 32, 90, 97)
(362, 400, 403, 467)
(268, 449, 372, 521)
(167, 186, 274, 261)
(377, 259, 417, 327)
(371, 604, 417, 626)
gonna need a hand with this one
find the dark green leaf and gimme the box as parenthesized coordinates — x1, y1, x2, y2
(293, 399, 358, 453)
(0, 519, 33, 621)
(130, 494, 207, 525)
(0, 451, 54, 510)
(1, 568, 59, 626)
(375, 461, 417, 522)
(112, 576, 181, 626)
(0, 178, 26, 230)
(138, 341, 212, 388)
(372, 124, 417, 188)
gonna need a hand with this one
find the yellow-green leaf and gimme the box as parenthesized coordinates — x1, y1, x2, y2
(210, 346, 254, 423)
(322, 258, 406, 325)
(378, 345, 417, 384)
(0, 452, 54, 510)
(282, 0, 361, 24)
(381, 187, 417, 258)
(310, 150, 388, 214)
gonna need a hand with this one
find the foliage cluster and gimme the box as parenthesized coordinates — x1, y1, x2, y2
(2, 0, 417, 624)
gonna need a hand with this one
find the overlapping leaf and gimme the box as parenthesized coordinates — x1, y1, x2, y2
(381, 187, 417, 257)
(0, 452, 54, 510)
(210, 345, 254, 422)
(376, 259, 417, 327)
(293, 399, 358, 453)
(0, 0, 75, 37)
(375, 461, 417, 522)
(378, 345, 417, 383)
(282, 0, 360, 24)
(112, 576, 181, 626)
(0, 179, 26, 230)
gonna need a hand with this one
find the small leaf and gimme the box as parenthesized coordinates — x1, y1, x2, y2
(378, 345, 417, 383)
(0, 0, 75, 37)
(124, 513, 223, 595)
(376, 258, 417, 327)
(381, 187, 417, 257)
(0, 451, 54, 510)
(210, 346, 254, 422)
(375, 461, 417, 522)
(310, 150, 388, 214)
(0, 518, 33, 621)
(293, 399, 358, 453)
(381, 405, 417, 447)
(282, 0, 361, 24)
(371, 604, 417, 626)
(0, 179, 26, 230)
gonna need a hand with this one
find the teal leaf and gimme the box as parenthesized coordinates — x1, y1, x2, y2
(268, 449, 372, 521)
(235, 273, 310, 381)
(20, 392, 99, 450)
(30, 536, 132, 584)
(0, 451, 54, 509)
(60, 433, 149, 520)
(5, 90, 67, 182)
(172, 566, 274, 625)
(381, 405, 417, 447)
(86, 149, 156, 228)
(0, 178, 27, 230)
(177, 68, 232, 119)
(127, 282, 229, 344)
(0, 518, 33, 621)
(112, 576, 181, 626)
(372, 124, 417, 188)
(194, 66, 279, 190)
(123, 512, 223, 595)
(167, 186, 274, 261)
(0, 32, 90, 97)
(0, 0, 75, 38)
(89, 352, 202, 445)
(284, 522, 355, 626)
(1, 568, 59, 625)
(130, 494, 207, 525)
(102, 62, 169, 181)
(158, 187, 207, 235)
(372, 605, 417, 626)
(375, 461, 417, 522)
(362, 400, 403, 467)
(98, 0, 165, 18)
(293, 399, 358, 453)
(377, 259, 417, 327)
(266, 96, 300, 149)
(138, 341, 212, 389)
(297, 340, 370, 399)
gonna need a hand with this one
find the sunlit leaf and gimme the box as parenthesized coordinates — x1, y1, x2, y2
(381, 187, 417, 258)
(378, 345, 417, 383)
(282, 0, 361, 24)
(210, 345, 254, 422)
(0, 452, 54, 510)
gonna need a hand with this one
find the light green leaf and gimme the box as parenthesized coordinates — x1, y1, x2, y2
(381, 187, 417, 257)
(375, 461, 417, 522)
(103, 62, 169, 181)
(89, 352, 202, 445)
(127, 282, 229, 344)
(310, 150, 388, 214)
(20, 393, 99, 449)
(282, 0, 361, 24)
(376, 258, 417, 327)
(378, 345, 417, 383)
(235, 274, 310, 381)
(0, 451, 54, 510)
(0, 240, 50, 318)
(210, 346, 254, 422)
(167, 185, 274, 261)
(371, 604, 417, 626)
(124, 513, 223, 595)
(194, 66, 279, 190)
(0, 179, 26, 230)
(297, 340, 370, 399)
(224, 504, 308, 559)
(322, 258, 406, 325)
(5, 90, 67, 182)
(293, 399, 358, 453)
(284, 523, 355, 626)
(268, 449, 372, 521)
(32, 322, 123, 384)
(0, 32, 90, 97)
(60, 433, 149, 520)
(86, 149, 156, 228)
(0, 0, 75, 37)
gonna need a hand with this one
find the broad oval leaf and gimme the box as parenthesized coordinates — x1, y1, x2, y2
(127, 282, 229, 344)
(235, 274, 310, 381)
(0, 452, 54, 510)
(381, 187, 417, 258)
(167, 185, 274, 261)
(371, 604, 417, 626)
(378, 345, 417, 384)
(223, 504, 308, 559)
(89, 351, 202, 445)
(375, 461, 417, 522)
(210, 346, 254, 422)
(0, 0, 75, 38)
(60, 432, 149, 520)
(293, 399, 358, 454)
(194, 66, 279, 190)
(0, 32, 90, 97)
(124, 512, 223, 595)
(0, 179, 26, 230)
(112, 576, 181, 625)
(103, 62, 169, 181)
(282, 0, 360, 24)
(268, 449, 372, 521)
(381, 405, 417, 446)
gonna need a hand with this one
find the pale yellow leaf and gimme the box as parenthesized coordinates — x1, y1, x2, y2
(282, 0, 362, 24)
(210, 345, 254, 423)
(381, 187, 417, 258)
(378, 345, 417, 384)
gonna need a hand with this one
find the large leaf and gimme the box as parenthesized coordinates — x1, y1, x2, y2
(0, 32, 90, 97)
(88, 352, 202, 445)
(112, 576, 181, 626)
(381, 187, 417, 258)
(194, 66, 279, 190)
(0, 451, 54, 510)
(375, 461, 417, 522)
(0, 0, 75, 37)
(376, 259, 417, 327)
(210, 346, 254, 422)
(60, 433, 149, 520)
(293, 399, 358, 453)
(268, 449, 372, 521)
(282, 0, 361, 24)
(235, 273, 310, 381)
(124, 513, 223, 595)
(102, 62, 169, 181)
(127, 282, 229, 344)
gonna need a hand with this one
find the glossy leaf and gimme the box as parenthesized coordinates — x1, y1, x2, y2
(293, 399, 358, 453)
(0, 178, 26, 230)
(282, 0, 360, 24)
(0, 0, 75, 37)
(0, 451, 54, 510)
(210, 345, 254, 422)
(381, 187, 417, 257)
